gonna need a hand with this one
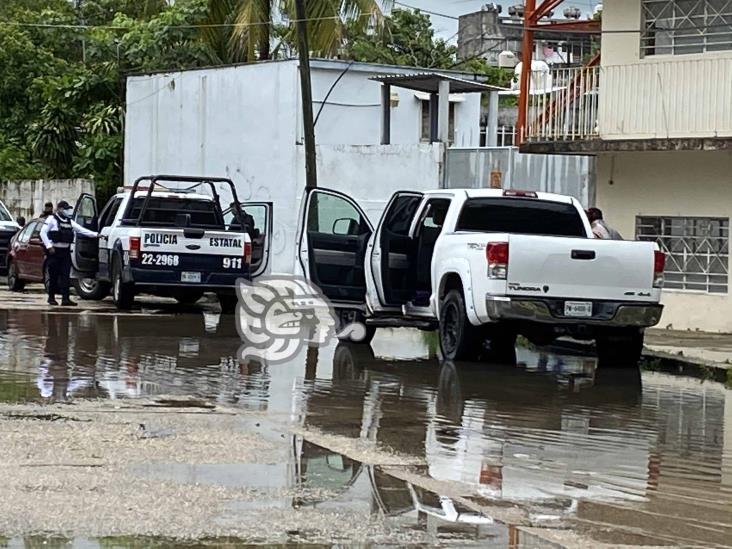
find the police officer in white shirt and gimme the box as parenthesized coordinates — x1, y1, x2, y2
(40, 200, 98, 306)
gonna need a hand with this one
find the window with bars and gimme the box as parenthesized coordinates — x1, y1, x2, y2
(641, 0, 732, 55)
(636, 216, 729, 293)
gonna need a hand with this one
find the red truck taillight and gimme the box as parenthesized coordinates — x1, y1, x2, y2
(486, 242, 509, 279)
(129, 236, 141, 260)
(653, 250, 665, 288)
(244, 241, 252, 266)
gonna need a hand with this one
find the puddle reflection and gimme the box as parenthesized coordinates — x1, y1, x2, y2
(0, 309, 731, 546)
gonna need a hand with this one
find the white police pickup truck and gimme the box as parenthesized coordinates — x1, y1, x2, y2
(295, 187, 664, 366)
(71, 175, 255, 311)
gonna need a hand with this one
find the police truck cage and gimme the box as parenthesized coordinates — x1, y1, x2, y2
(119, 175, 248, 233)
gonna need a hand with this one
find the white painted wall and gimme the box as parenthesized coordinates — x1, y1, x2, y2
(307, 61, 481, 147)
(596, 150, 732, 332)
(125, 60, 480, 275)
(599, 0, 732, 140)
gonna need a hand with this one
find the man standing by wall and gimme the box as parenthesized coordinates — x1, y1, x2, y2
(40, 200, 98, 306)
(587, 208, 623, 240)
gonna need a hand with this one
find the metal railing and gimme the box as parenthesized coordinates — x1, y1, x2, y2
(526, 66, 600, 142)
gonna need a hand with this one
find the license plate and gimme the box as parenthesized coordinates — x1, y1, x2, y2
(564, 301, 593, 318)
(181, 271, 201, 283)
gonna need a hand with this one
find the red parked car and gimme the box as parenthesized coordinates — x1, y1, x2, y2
(7, 218, 49, 292)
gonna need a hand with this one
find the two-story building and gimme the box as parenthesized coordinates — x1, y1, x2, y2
(520, 0, 732, 333)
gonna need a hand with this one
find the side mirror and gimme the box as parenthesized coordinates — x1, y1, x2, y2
(332, 218, 359, 236)
(16, 217, 25, 228)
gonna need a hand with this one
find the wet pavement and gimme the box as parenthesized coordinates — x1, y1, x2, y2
(0, 297, 731, 547)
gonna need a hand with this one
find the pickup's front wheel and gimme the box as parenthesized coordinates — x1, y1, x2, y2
(73, 278, 110, 301)
(596, 329, 644, 368)
(111, 258, 135, 310)
(439, 289, 482, 361)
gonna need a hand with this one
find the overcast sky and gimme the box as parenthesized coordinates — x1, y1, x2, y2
(395, 1, 601, 40)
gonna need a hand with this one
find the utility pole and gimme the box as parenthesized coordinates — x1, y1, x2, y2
(295, 0, 317, 189)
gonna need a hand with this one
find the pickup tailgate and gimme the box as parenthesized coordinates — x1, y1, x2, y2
(506, 234, 657, 301)
(136, 228, 247, 282)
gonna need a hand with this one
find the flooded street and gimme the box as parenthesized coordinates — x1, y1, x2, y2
(0, 305, 731, 547)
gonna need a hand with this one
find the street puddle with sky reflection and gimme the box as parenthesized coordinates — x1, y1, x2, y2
(0, 307, 731, 547)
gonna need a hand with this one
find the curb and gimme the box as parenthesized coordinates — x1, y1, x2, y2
(548, 339, 731, 386)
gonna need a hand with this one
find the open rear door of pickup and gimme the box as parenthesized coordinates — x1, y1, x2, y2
(366, 191, 423, 313)
(297, 188, 373, 307)
(72, 193, 99, 276)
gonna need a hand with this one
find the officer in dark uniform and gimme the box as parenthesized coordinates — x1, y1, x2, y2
(39, 200, 98, 306)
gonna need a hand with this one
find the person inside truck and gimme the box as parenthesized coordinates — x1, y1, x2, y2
(227, 202, 259, 237)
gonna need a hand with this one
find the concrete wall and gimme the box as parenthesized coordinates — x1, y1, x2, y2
(596, 150, 732, 332)
(125, 61, 300, 196)
(599, 0, 732, 140)
(0, 179, 95, 221)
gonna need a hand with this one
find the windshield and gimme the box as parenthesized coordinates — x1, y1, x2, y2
(456, 198, 587, 238)
(124, 197, 223, 228)
(0, 202, 12, 222)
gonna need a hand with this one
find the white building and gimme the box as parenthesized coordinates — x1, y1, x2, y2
(522, 0, 732, 333)
(124, 59, 500, 272)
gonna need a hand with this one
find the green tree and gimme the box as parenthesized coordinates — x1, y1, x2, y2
(203, 0, 387, 63)
(344, 8, 456, 68)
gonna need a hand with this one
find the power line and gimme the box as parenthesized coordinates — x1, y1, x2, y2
(1, 11, 375, 31)
(392, 1, 460, 20)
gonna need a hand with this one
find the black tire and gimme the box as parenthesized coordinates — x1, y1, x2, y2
(111, 257, 134, 310)
(7, 260, 25, 292)
(439, 289, 483, 361)
(596, 329, 644, 368)
(73, 278, 110, 301)
(218, 293, 238, 314)
(335, 309, 376, 345)
(174, 290, 204, 305)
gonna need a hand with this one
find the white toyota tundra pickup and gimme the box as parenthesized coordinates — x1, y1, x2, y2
(295, 187, 665, 366)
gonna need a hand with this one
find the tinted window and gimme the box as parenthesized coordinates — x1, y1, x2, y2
(0, 203, 11, 222)
(125, 197, 222, 228)
(17, 222, 36, 243)
(456, 198, 586, 237)
(384, 195, 421, 236)
(99, 198, 123, 229)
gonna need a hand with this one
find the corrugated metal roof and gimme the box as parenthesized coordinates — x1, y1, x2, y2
(369, 72, 506, 93)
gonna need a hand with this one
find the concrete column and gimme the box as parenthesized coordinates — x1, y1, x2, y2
(438, 80, 451, 144)
(380, 84, 391, 145)
(485, 90, 499, 147)
(429, 93, 439, 142)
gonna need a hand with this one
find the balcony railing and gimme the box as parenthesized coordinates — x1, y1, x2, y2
(525, 56, 732, 143)
(526, 66, 600, 142)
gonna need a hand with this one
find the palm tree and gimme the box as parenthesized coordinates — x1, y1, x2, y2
(204, 0, 389, 64)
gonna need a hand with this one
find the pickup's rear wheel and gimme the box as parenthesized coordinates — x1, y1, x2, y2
(174, 290, 204, 305)
(439, 289, 482, 361)
(596, 329, 644, 368)
(7, 260, 24, 292)
(111, 257, 134, 310)
(73, 278, 110, 301)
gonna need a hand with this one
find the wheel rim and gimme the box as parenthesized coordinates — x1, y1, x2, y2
(441, 302, 460, 355)
(78, 278, 98, 294)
